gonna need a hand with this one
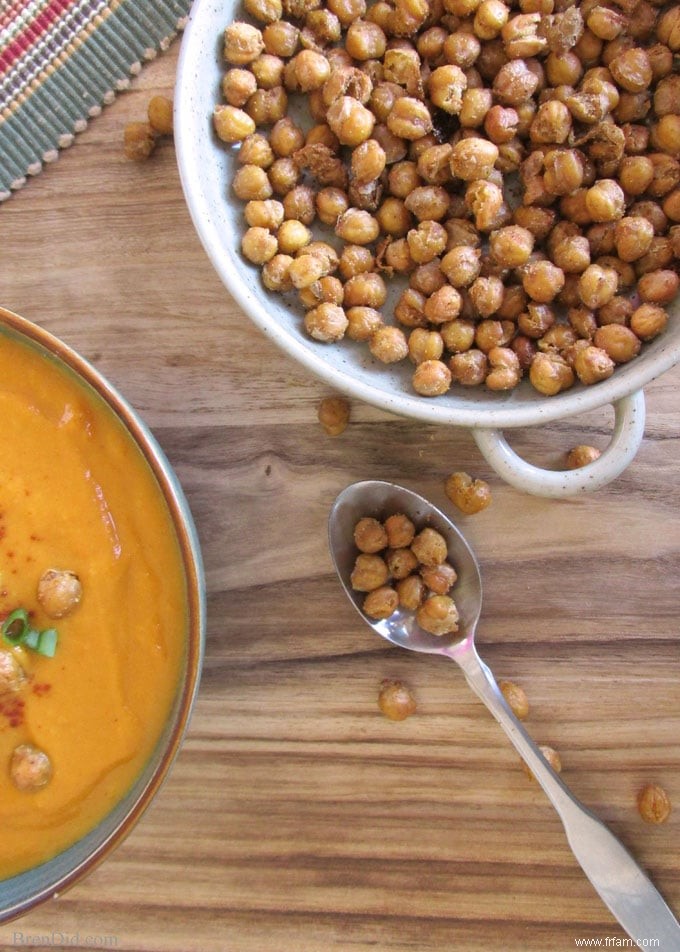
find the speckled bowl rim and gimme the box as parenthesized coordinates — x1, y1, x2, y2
(0, 305, 206, 924)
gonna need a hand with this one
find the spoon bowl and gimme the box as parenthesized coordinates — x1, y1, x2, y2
(329, 480, 481, 655)
(329, 480, 680, 952)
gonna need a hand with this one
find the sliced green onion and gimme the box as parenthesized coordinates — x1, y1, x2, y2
(37, 629, 58, 658)
(1, 608, 58, 657)
(2, 608, 31, 646)
(22, 628, 40, 650)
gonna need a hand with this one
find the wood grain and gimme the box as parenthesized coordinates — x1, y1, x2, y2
(0, 37, 679, 952)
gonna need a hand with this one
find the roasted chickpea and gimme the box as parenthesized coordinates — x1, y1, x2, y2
(637, 783, 672, 824)
(524, 746, 562, 780)
(608, 47, 652, 93)
(522, 259, 565, 304)
(335, 208, 380, 244)
(404, 186, 451, 223)
(263, 20, 300, 57)
(428, 65, 468, 114)
(369, 326, 409, 363)
(617, 156, 654, 197)
(412, 359, 452, 396)
(251, 53, 285, 89)
(283, 184, 316, 225)
(591, 294, 635, 328)
(327, 96, 375, 146)
(593, 324, 641, 363)
(578, 263, 618, 308)
(0, 650, 25, 696)
(410, 527, 447, 566)
(410, 259, 447, 297)
(213, 105, 256, 143)
(384, 513, 416, 549)
(268, 156, 300, 195)
(499, 679, 529, 719)
(445, 471, 492, 514)
(486, 345, 521, 389)
(277, 219, 311, 254)
(656, 5, 680, 48)
(346, 306, 383, 340)
(630, 303, 668, 340)
(544, 148, 585, 197)
(489, 225, 534, 268)
(10, 745, 52, 791)
(38, 569, 82, 618)
(450, 137, 499, 182)
(378, 679, 417, 720)
(387, 97, 434, 141)
(450, 349, 489, 385)
(224, 22, 265, 65)
(328, 0, 367, 27)
(529, 351, 575, 395)
(241, 226, 279, 264)
(493, 58, 539, 105)
(304, 302, 348, 341)
(551, 236, 591, 273)
(385, 547, 419, 579)
(637, 269, 680, 305)
(440, 318, 476, 353)
(147, 95, 174, 136)
(396, 574, 426, 610)
(408, 328, 445, 364)
(440, 245, 482, 287)
(318, 395, 351, 435)
(338, 245, 375, 280)
(354, 516, 388, 554)
(459, 87, 494, 128)
(342, 273, 385, 310)
(567, 444, 601, 468)
(238, 134, 275, 170)
(245, 0, 283, 23)
(417, 595, 459, 636)
(585, 179, 625, 222)
(363, 586, 399, 619)
(572, 344, 615, 384)
(420, 561, 458, 595)
(613, 216, 655, 262)
(350, 552, 389, 591)
(222, 68, 258, 108)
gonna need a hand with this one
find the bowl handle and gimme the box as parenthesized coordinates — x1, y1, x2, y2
(472, 390, 646, 497)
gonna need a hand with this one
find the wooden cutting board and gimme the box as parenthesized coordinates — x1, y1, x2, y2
(0, 37, 678, 952)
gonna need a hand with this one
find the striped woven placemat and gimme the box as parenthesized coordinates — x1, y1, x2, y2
(0, 0, 193, 201)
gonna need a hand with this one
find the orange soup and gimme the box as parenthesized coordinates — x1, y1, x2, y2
(0, 328, 188, 879)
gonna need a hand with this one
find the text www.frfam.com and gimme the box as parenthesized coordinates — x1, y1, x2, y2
(12, 933, 118, 948)
(574, 938, 660, 948)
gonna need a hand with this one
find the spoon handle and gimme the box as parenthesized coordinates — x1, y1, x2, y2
(450, 638, 680, 952)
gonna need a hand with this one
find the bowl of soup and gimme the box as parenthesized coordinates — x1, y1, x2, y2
(0, 306, 205, 922)
(174, 0, 680, 497)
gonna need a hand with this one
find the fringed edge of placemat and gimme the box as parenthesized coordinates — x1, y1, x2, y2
(0, 0, 192, 202)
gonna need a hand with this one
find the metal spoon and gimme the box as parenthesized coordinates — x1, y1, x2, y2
(328, 479, 680, 952)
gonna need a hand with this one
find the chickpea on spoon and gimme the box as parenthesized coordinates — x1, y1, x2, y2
(328, 480, 680, 951)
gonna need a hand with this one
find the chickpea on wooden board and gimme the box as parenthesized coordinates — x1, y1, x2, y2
(123, 95, 174, 160)
(213, 0, 680, 402)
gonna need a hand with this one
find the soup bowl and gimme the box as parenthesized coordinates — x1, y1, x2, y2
(174, 0, 680, 497)
(0, 306, 205, 922)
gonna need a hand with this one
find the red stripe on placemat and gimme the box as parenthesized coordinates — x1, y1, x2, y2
(0, 0, 79, 75)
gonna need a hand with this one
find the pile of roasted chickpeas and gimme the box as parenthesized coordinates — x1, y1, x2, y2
(350, 513, 461, 633)
(214, 0, 679, 398)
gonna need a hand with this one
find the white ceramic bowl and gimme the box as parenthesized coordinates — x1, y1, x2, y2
(174, 1, 680, 496)
(0, 306, 206, 923)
